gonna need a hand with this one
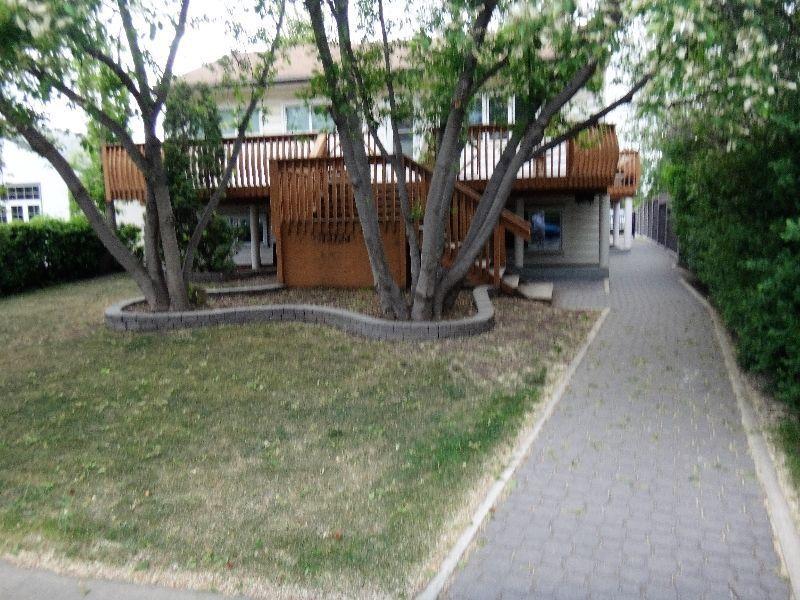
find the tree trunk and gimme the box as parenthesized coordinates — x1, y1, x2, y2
(143, 188, 169, 310)
(305, 0, 408, 319)
(8, 114, 166, 309)
(146, 138, 190, 310)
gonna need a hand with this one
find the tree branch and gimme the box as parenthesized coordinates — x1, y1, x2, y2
(182, 0, 286, 278)
(377, 0, 420, 287)
(467, 52, 510, 98)
(79, 43, 143, 103)
(154, 0, 191, 111)
(530, 74, 651, 160)
(25, 65, 147, 173)
(117, 0, 152, 110)
(0, 92, 156, 302)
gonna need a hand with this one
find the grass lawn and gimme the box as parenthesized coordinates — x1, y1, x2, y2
(0, 275, 594, 598)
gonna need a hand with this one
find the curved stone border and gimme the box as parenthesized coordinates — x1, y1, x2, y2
(105, 285, 494, 341)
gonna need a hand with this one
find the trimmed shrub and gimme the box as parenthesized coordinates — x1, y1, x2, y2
(658, 108, 800, 406)
(0, 217, 129, 295)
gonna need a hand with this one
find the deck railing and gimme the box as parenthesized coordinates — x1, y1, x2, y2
(458, 124, 619, 191)
(102, 125, 619, 204)
(102, 133, 321, 203)
(608, 149, 641, 200)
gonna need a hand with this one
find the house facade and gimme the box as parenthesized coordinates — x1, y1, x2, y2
(0, 137, 72, 224)
(101, 45, 640, 288)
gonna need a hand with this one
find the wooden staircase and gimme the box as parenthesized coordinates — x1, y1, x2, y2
(269, 152, 531, 293)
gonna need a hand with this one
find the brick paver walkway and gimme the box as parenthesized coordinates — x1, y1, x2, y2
(446, 240, 791, 599)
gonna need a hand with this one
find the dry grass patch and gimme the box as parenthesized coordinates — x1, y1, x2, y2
(0, 275, 594, 597)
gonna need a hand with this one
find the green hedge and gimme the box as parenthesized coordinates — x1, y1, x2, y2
(0, 217, 134, 296)
(658, 109, 800, 407)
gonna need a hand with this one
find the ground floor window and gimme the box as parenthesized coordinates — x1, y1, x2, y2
(0, 206, 6, 224)
(11, 205, 24, 221)
(28, 204, 41, 219)
(527, 208, 563, 254)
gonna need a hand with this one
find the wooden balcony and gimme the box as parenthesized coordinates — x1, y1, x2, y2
(608, 149, 641, 200)
(458, 124, 619, 193)
(101, 125, 621, 204)
(102, 133, 323, 204)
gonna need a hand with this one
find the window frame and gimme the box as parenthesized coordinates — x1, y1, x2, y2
(284, 102, 334, 133)
(526, 207, 564, 255)
(1, 183, 41, 202)
(10, 205, 24, 221)
(218, 107, 262, 137)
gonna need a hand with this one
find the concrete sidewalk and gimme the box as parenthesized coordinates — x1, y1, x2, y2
(445, 241, 791, 599)
(0, 560, 238, 600)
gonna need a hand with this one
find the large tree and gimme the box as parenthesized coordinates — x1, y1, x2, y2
(304, 0, 646, 319)
(0, 0, 285, 310)
(303, 0, 786, 320)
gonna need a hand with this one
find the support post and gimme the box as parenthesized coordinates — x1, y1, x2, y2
(249, 204, 261, 270)
(612, 200, 621, 248)
(599, 194, 610, 270)
(514, 197, 524, 269)
(624, 197, 633, 249)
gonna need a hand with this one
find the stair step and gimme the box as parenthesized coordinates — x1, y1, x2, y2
(517, 282, 554, 303)
(502, 273, 520, 289)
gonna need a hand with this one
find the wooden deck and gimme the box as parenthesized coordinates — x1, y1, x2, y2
(101, 125, 622, 204)
(608, 149, 641, 200)
(101, 126, 625, 289)
(458, 124, 619, 193)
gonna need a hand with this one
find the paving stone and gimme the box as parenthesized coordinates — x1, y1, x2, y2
(444, 243, 789, 600)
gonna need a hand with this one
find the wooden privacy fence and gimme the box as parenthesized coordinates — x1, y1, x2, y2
(269, 154, 531, 288)
(458, 124, 619, 191)
(608, 149, 641, 200)
(635, 194, 678, 254)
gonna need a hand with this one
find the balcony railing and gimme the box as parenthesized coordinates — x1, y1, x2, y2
(458, 124, 619, 192)
(608, 149, 641, 200)
(101, 124, 620, 204)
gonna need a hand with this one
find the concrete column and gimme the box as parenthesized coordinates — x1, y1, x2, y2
(624, 197, 633, 249)
(612, 200, 621, 248)
(514, 197, 524, 269)
(249, 204, 261, 270)
(599, 194, 610, 269)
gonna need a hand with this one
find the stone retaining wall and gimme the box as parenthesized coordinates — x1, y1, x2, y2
(105, 285, 495, 341)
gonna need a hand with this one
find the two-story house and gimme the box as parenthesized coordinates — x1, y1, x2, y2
(101, 44, 640, 290)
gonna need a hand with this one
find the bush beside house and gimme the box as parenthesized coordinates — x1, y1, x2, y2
(0, 218, 138, 295)
(658, 111, 800, 407)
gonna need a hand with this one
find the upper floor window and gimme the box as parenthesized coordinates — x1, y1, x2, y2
(466, 95, 512, 126)
(219, 108, 261, 137)
(285, 104, 334, 133)
(2, 183, 41, 201)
